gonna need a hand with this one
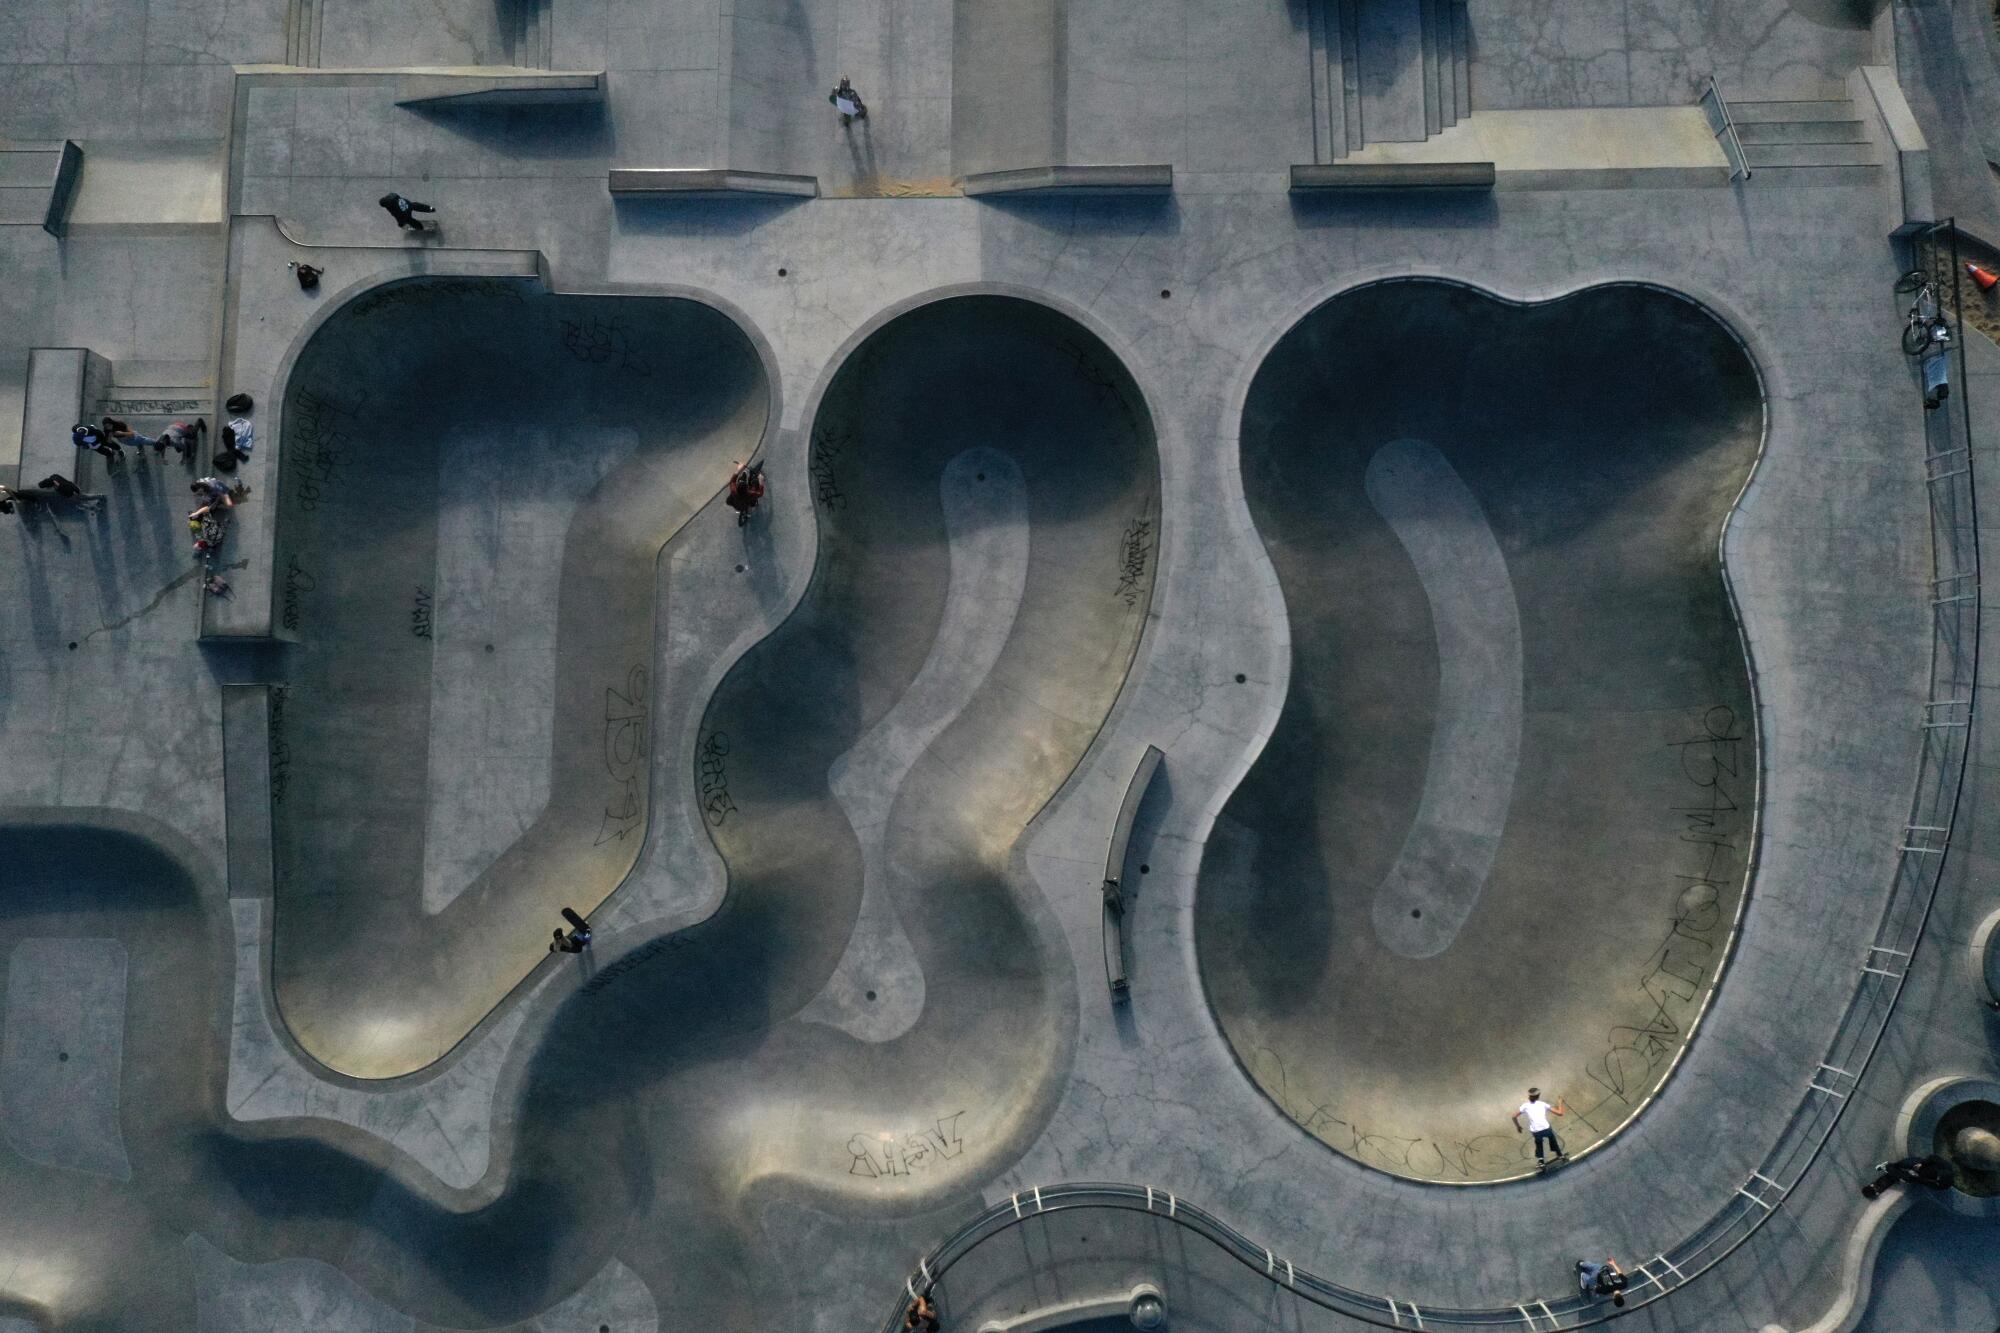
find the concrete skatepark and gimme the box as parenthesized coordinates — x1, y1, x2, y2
(5, 0, 2000, 1330)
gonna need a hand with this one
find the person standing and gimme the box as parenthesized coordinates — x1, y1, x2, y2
(726, 459, 766, 526)
(1511, 1088, 1567, 1167)
(1575, 1257, 1627, 1309)
(378, 192, 436, 231)
(1862, 1154, 1956, 1199)
(830, 77, 868, 126)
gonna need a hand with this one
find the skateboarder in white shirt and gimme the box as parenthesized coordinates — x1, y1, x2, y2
(1511, 1087, 1567, 1167)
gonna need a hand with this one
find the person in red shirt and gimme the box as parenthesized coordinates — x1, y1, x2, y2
(726, 460, 766, 526)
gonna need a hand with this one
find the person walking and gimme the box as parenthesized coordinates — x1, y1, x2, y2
(830, 76, 868, 126)
(1511, 1088, 1567, 1167)
(550, 929, 586, 955)
(1862, 1154, 1956, 1199)
(36, 473, 106, 511)
(159, 418, 206, 461)
(1575, 1257, 1627, 1309)
(726, 459, 766, 526)
(378, 192, 436, 231)
(73, 421, 123, 465)
(103, 417, 162, 460)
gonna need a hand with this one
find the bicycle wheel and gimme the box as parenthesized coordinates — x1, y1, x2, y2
(1903, 320, 1933, 356)
(1895, 268, 1928, 296)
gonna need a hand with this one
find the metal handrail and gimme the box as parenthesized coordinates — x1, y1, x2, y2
(883, 229, 1978, 1331)
(1700, 76, 1753, 182)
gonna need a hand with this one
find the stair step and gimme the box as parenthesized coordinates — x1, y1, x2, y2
(1742, 141, 1877, 167)
(1729, 98, 1856, 122)
(1733, 119, 1868, 144)
(1420, 0, 1442, 137)
(1742, 163, 1882, 186)
(1448, 0, 1469, 127)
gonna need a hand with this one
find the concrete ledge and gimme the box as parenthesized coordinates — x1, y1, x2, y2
(1493, 165, 1731, 190)
(1102, 744, 1163, 1000)
(960, 165, 1174, 197)
(608, 168, 819, 199)
(394, 70, 605, 107)
(221, 684, 276, 901)
(1290, 161, 1496, 191)
(19, 347, 113, 488)
(1853, 65, 1932, 236)
(45, 140, 82, 237)
(978, 1283, 1164, 1333)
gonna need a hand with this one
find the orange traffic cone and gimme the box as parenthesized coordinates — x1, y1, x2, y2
(1968, 262, 1999, 293)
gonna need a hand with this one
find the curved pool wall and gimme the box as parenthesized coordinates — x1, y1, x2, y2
(0, 290, 1163, 1331)
(1197, 279, 1766, 1184)
(267, 277, 773, 1078)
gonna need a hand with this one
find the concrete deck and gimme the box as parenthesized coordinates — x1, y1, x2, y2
(1, 0, 1997, 1330)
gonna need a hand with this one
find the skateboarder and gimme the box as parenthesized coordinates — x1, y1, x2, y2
(378, 192, 435, 231)
(726, 460, 765, 526)
(1511, 1088, 1567, 1167)
(830, 76, 868, 126)
(1862, 1154, 1955, 1199)
(1575, 1257, 1627, 1308)
(550, 906, 593, 954)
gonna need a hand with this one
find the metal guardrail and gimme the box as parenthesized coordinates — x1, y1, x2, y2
(883, 233, 1980, 1330)
(1699, 77, 1753, 182)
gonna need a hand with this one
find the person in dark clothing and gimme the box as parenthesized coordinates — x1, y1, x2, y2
(36, 474, 106, 510)
(1862, 1154, 1956, 1198)
(829, 76, 868, 125)
(726, 459, 766, 526)
(1575, 1257, 1627, 1309)
(378, 193, 435, 231)
(550, 929, 586, 955)
(73, 422, 122, 463)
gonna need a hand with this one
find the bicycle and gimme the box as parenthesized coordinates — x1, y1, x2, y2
(1897, 268, 1954, 355)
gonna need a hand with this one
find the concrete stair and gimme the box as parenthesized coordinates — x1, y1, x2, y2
(1730, 97, 1881, 185)
(1311, 0, 1469, 160)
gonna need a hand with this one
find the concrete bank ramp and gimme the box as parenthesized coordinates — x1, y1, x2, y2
(1198, 279, 1764, 1183)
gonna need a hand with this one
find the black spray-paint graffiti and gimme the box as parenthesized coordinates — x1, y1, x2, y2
(281, 555, 316, 633)
(268, 686, 292, 808)
(559, 316, 648, 376)
(595, 665, 649, 847)
(411, 587, 433, 640)
(697, 731, 736, 826)
(846, 1112, 967, 1178)
(809, 430, 849, 511)
(288, 385, 360, 514)
(581, 931, 698, 998)
(345, 278, 524, 322)
(1117, 517, 1153, 608)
